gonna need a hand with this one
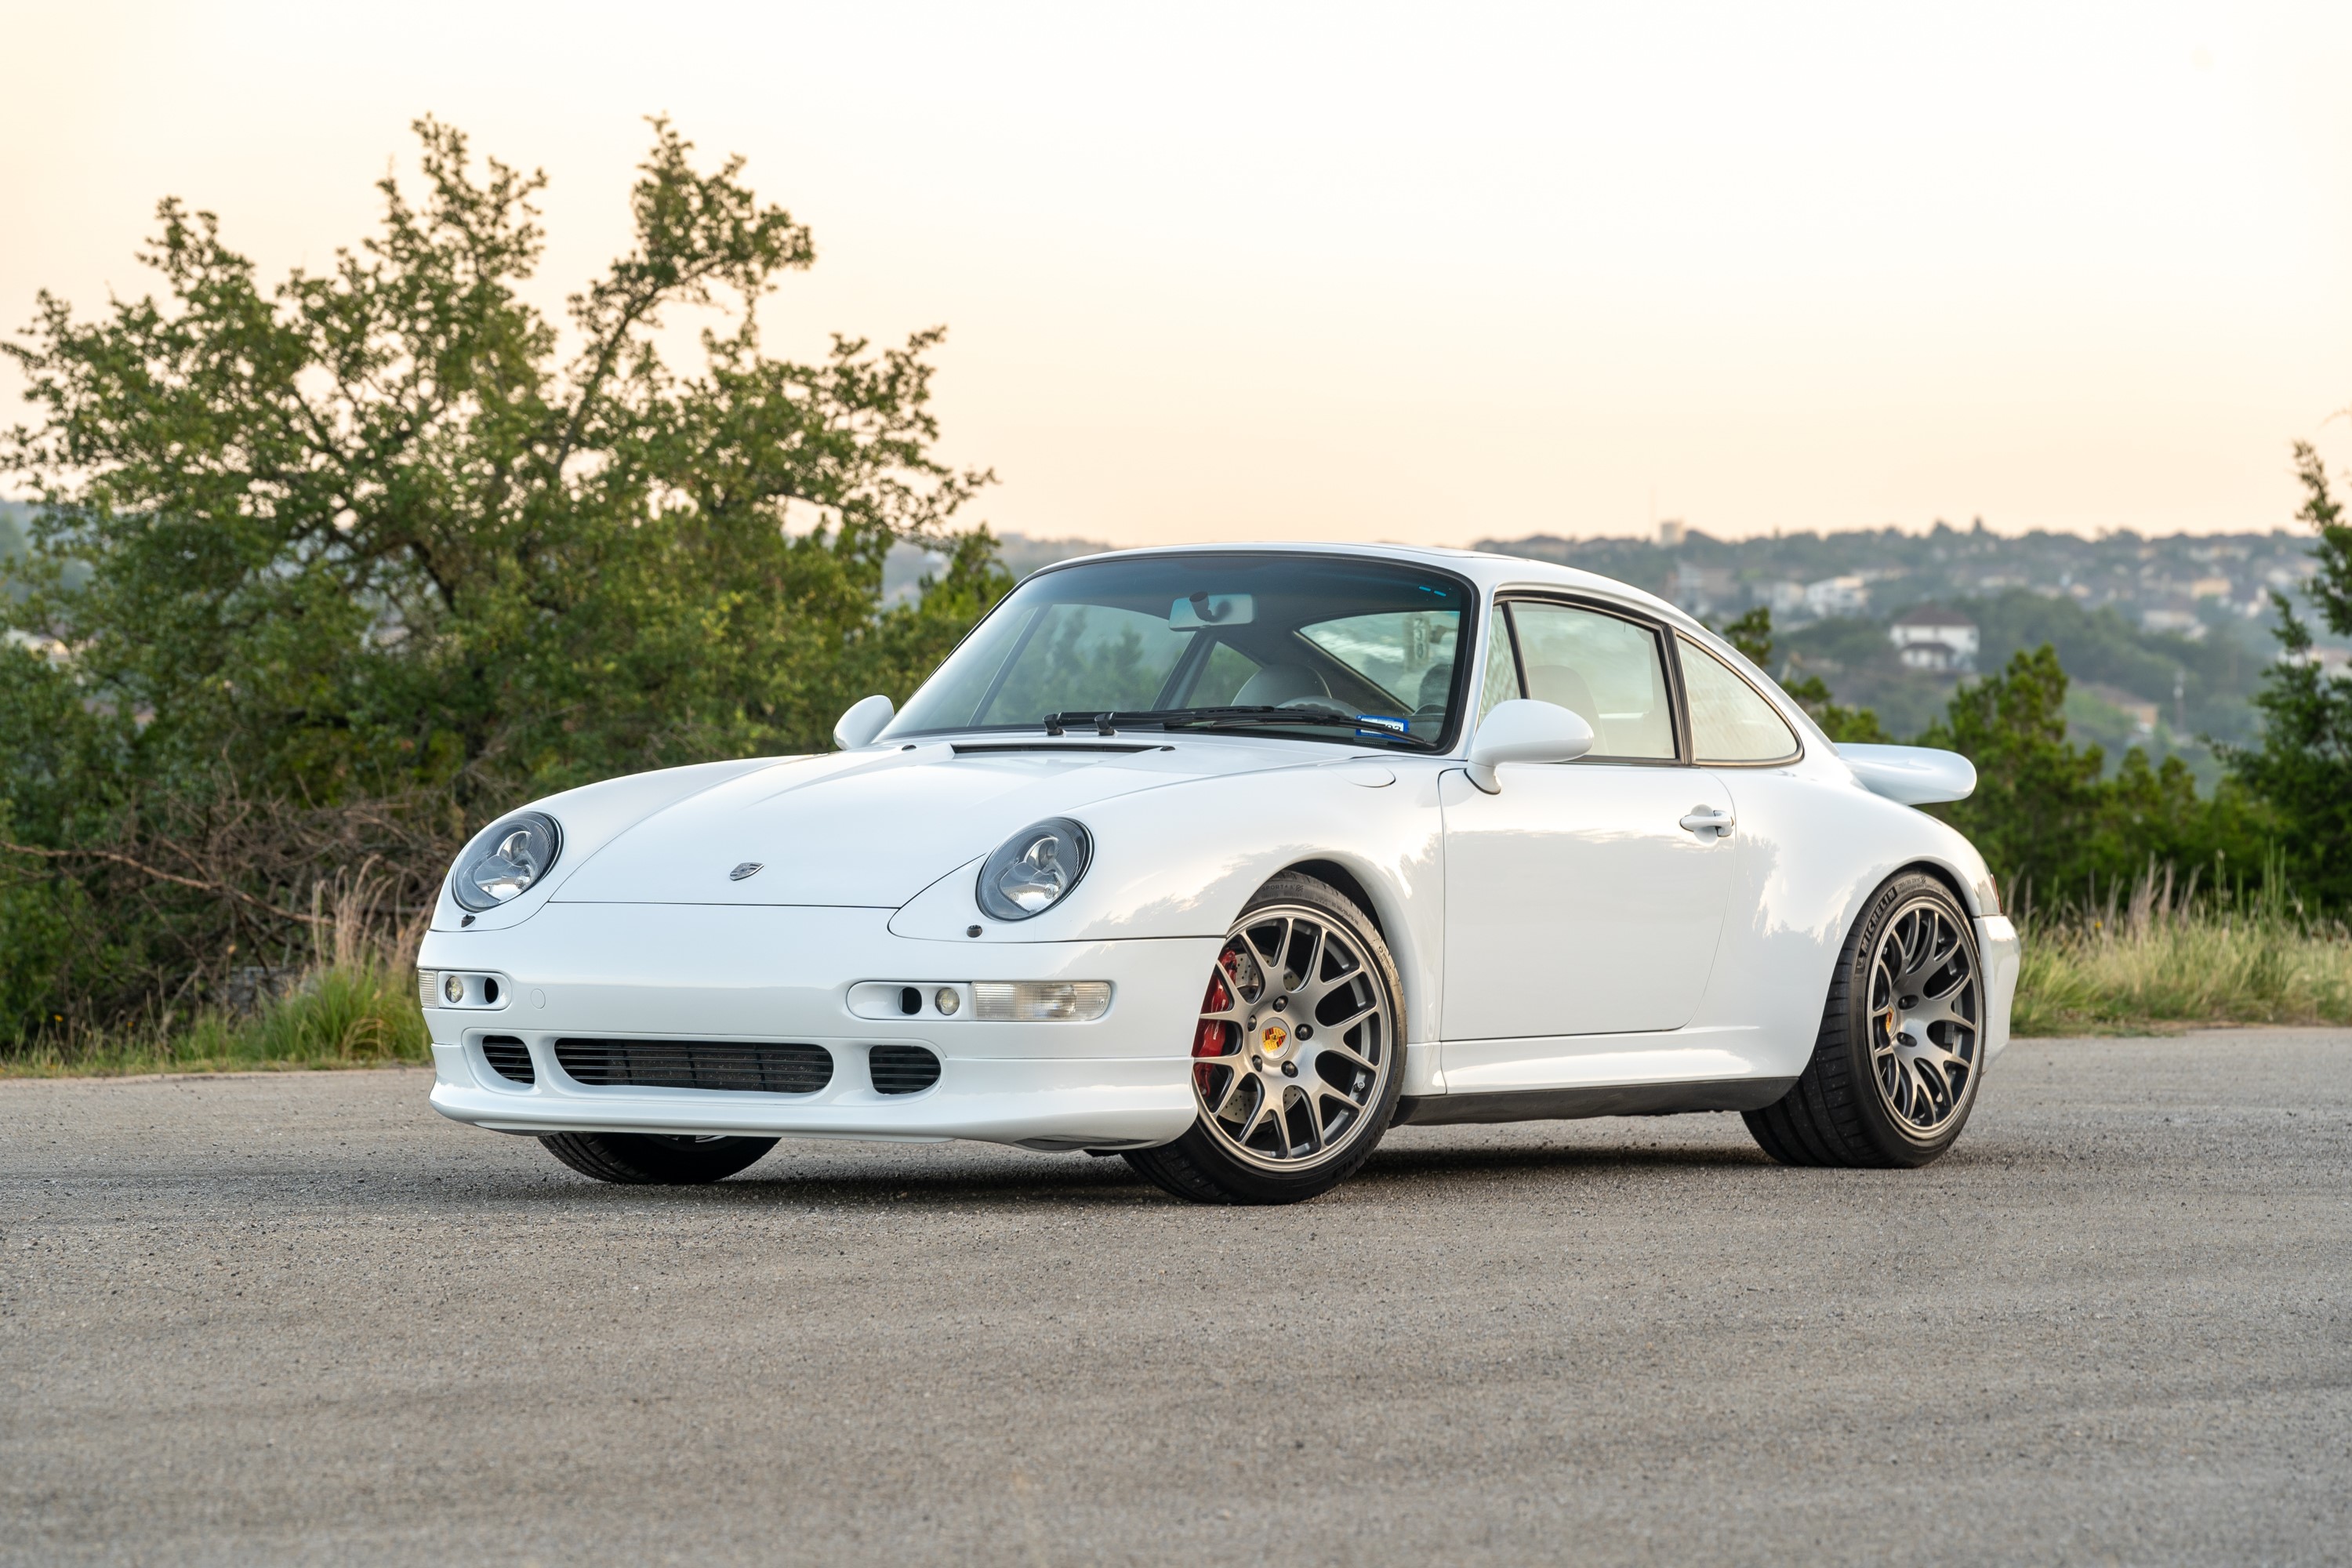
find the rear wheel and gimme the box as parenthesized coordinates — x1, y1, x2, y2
(539, 1131, 779, 1185)
(1745, 871, 1984, 1168)
(1124, 873, 1405, 1205)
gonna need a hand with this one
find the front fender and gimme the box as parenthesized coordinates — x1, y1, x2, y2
(887, 758, 1449, 1047)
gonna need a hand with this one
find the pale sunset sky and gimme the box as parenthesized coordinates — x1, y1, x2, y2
(4, 1, 2350, 547)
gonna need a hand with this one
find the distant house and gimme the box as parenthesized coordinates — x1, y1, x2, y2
(1802, 575, 1869, 619)
(1669, 560, 1737, 616)
(1887, 605, 1980, 673)
(2140, 603, 2206, 641)
(2279, 644, 2352, 674)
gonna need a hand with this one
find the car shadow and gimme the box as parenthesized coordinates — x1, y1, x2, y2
(460, 1153, 1156, 1211)
(721, 1165, 1157, 1208)
(1358, 1138, 1773, 1185)
(485, 1131, 1781, 1210)
(398, 1136, 1888, 1215)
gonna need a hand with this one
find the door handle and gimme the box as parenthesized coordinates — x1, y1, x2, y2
(1679, 806, 1734, 838)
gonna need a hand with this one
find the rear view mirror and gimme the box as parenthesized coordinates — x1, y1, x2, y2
(1465, 699, 1595, 793)
(833, 693, 895, 750)
(1171, 593, 1254, 629)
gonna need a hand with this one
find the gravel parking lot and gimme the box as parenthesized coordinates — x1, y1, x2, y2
(3, 1032, 2348, 1566)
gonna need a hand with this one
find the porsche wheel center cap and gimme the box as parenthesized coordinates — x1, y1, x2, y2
(1259, 1022, 1290, 1058)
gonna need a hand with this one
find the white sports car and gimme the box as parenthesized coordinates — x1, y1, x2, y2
(421, 543, 2017, 1203)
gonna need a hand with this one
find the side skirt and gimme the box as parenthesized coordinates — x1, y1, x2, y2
(1392, 1076, 1795, 1127)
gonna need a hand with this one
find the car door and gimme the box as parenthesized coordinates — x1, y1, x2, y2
(1439, 598, 1737, 1062)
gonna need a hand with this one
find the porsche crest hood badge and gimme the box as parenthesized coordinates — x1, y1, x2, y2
(728, 862, 764, 881)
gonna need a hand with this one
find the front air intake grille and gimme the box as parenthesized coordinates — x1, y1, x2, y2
(481, 1035, 535, 1085)
(551, 1039, 833, 1095)
(869, 1044, 942, 1095)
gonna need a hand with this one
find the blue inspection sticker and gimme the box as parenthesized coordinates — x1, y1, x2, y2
(1353, 713, 1409, 735)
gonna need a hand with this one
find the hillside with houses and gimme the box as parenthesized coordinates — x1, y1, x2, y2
(1481, 517, 2313, 632)
(1476, 520, 2314, 782)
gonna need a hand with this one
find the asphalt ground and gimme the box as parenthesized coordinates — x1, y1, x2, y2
(2, 1033, 2348, 1567)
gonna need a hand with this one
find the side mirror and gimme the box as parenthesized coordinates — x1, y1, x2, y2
(832, 693, 895, 750)
(1465, 699, 1595, 793)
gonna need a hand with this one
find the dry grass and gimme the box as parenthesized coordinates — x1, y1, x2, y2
(2012, 860, 2352, 1035)
(0, 960, 430, 1077)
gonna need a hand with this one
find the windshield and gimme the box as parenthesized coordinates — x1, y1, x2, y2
(880, 553, 1475, 750)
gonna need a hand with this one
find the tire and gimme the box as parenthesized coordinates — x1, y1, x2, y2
(1124, 873, 1406, 1205)
(1745, 870, 1986, 1168)
(539, 1131, 779, 1185)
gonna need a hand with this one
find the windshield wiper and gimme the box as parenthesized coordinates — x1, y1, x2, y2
(1039, 707, 1439, 751)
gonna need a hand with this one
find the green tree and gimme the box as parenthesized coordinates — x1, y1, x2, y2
(2089, 746, 2271, 888)
(1917, 645, 2108, 897)
(1919, 644, 2270, 904)
(1717, 606, 1891, 742)
(0, 119, 1010, 1036)
(2223, 440, 2352, 904)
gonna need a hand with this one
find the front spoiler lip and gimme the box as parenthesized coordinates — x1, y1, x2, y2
(427, 1044, 1198, 1150)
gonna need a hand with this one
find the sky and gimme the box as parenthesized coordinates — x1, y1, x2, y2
(4, 0, 2351, 548)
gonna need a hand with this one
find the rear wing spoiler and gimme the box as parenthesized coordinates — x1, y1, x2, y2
(1837, 743, 1976, 805)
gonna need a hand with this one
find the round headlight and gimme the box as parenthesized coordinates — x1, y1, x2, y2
(976, 817, 1092, 922)
(451, 811, 563, 912)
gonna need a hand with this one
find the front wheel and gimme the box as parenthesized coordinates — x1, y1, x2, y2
(1745, 871, 1985, 1168)
(1124, 873, 1406, 1205)
(539, 1131, 779, 1185)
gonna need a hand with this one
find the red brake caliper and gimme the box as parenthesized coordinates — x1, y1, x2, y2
(1192, 949, 1240, 1098)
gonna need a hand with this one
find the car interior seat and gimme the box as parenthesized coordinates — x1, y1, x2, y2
(1414, 662, 1454, 713)
(1233, 664, 1332, 706)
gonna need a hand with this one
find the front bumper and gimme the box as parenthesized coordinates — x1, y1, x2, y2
(420, 904, 1218, 1150)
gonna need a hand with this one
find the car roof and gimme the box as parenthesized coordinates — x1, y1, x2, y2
(1031, 539, 1701, 631)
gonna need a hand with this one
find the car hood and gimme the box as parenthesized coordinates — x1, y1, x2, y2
(550, 739, 1319, 907)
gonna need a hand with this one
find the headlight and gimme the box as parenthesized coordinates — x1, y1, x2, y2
(451, 811, 564, 912)
(976, 817, 1092, 921)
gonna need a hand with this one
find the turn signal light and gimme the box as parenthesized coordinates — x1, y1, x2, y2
(423, 970, 510, 1009)
(972, 982, 1112, 1022)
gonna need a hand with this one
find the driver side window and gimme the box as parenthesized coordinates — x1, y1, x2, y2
(1495, 601, 1678, 760)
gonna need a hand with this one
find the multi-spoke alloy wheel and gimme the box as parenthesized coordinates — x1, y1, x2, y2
(1191, 906, 1394, 1167)
(1865, 896, 1980, 1137)
(1126, 873, 1404, 1203)
(1744, 871, 1985, 1168)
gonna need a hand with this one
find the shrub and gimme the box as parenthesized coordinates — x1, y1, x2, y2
(0, 118, 1008, 1046)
